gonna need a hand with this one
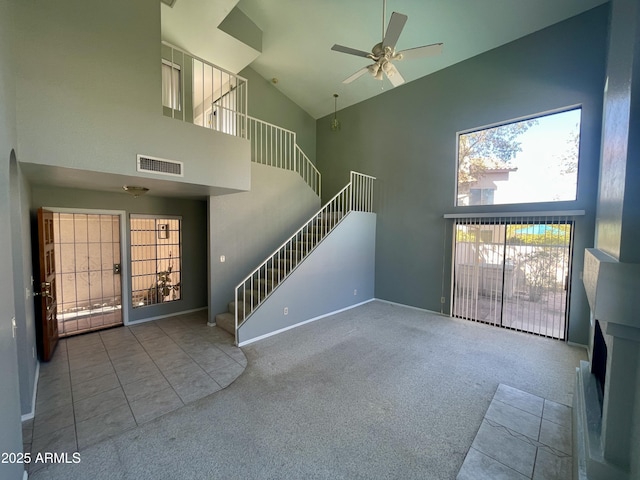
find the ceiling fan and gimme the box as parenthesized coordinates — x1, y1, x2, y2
(331, 0, 443, 87)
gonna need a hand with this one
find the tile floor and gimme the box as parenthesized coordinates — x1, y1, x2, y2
(58, 311, 123, 337)
(457, 384, 573, 480)
(22, 310, 246, 475)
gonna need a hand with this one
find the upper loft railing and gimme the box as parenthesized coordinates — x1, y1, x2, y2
(234, 171, 375, 340)
(247, 116, 321, 197)
(161, 42, 320, 198)
(161, 41, 248, 138)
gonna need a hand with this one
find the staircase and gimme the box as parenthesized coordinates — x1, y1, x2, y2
(214, 171, 375, 343)
(247, 116, 321, 197)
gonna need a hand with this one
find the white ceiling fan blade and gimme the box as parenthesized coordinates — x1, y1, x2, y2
(383, 12, 407, 49)
(385, 63, 405, 87)
(343, 66, 371, 84)
(396, 43, 444, 60)
(331, 44, 371, 58)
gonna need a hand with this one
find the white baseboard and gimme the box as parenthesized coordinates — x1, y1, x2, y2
(238, 298, 376, 347)
(373, 298, 450, 317)
(125, 307, 207, 326)
(21, 361, 40, 422)
(567, 340, 588, 351)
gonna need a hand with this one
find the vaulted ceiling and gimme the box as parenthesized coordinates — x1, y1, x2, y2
(163, 0, 609, 119)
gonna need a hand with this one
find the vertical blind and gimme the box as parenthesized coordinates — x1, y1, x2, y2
(451, 214, 574, 340)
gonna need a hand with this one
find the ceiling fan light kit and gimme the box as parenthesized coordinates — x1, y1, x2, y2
(331, 0, 443, 88)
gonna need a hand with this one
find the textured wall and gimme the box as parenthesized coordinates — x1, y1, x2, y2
(209, 163, 321, 319)
(316, 6, 609, 345)
(594, 0, 640, 477)
(595, 0, 635, 260)
(0, 0, 27, 476)
(596, 0, 640, 265)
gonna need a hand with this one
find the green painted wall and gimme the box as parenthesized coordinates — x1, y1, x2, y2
(594, 0, 640, 476)
(316, 6, 609, 345)
(10, 159, 38, 416)
(596, 0, 640, 265)
(219, 7, 263, 53)
(14, 0, 250, 194)
(240, 66, 317, 162)
(209, 163, 320, 319)
(0, 0, 27, 476)
(30, 186, 208, 323)
(238, 212, 376, 345)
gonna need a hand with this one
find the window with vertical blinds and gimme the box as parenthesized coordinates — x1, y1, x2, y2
(451, 214, 575, 340)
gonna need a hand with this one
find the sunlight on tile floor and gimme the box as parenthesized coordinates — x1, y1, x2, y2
(22, 310, 246, 475)
(457, 384, 572, 480)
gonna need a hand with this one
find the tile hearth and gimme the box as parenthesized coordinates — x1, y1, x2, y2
(457, 384, 572, 480)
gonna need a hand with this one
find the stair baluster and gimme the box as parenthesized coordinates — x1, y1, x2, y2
(214, 172, 375, 343)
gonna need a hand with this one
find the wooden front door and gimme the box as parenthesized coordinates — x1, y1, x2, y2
(35, 208, 59, 361)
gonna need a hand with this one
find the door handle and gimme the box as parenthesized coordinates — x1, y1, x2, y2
(35, 282, 54, 310)
(35, 281, 51, 296)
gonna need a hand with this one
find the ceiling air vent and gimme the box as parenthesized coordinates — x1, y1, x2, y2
(137, 155, 183, 177)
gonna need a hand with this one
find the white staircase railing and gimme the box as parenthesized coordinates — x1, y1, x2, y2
(295, 145, 321, 200)
(162, 43, 320, 198)
(247, 116, 321, 197)
(234, 171, 375, 338)
(162, 42, 248, 138)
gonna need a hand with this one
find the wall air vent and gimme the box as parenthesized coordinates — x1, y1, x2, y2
(137, 155, 183, 177)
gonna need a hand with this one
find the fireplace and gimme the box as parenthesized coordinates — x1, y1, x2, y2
(575, 249, 640, 480)
(591, 320, 607, 403)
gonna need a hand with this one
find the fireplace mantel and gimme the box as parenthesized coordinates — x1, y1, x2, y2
(575, 248, 640, 480)
(583, 248, 640, 335)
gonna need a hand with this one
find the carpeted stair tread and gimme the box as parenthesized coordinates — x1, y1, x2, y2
(215, 312, 235, 335)
(228, 301, 249, 316)
(266, 267, 286, 279)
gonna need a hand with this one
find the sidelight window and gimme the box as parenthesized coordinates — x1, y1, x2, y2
(130, 216, 182, 308)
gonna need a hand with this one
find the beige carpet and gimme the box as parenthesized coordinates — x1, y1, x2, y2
(30, 300, 586, 480)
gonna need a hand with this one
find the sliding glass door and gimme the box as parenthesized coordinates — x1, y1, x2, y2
(452, 216, 573, 340)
